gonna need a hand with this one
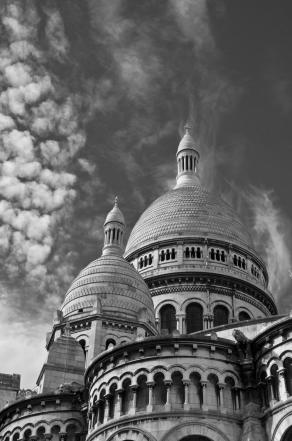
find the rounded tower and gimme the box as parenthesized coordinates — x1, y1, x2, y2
(124, 125, 277, 334)
(49, 199, 156, 365)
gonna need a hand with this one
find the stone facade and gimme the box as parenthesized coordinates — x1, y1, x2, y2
(0, 126, 292, 441)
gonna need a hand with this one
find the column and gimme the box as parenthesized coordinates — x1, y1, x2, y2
(87, 408, 92, 430)
(201, 381, 207, 409)
(130, 385, 137, 415)
(266, 376, 275, 406)
(278, 368, 288, 401)
(183, 381, 190, 410)
(115, 388, 123, 418)
(153, 248, 159, 269)
(165, 380, 172, 411)
(177, 315, 184, 334)
(218, 383, 225, 410)
(104, 394, 111, 421)
(93, 403, 99, 428)
(233, 387, 241, 411)
(146, 381, 154, 412)
(177, 243, 183, 264)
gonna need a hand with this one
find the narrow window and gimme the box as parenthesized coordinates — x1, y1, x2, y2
(213, 305, 229, 326)
(196, 247, 201, 258)
(210, 248, 215, 260)
(112, 228, 115, 240)
(166, 249, 170, 260)
(171, 248, 176, 259)
(221, 251, 225, 262)
(190, 155, 193, 170)
(160, 250, 165, 261)
(191, 247, 196, 258)
(216, 249, 220, 261)
(233, 255, 238, 266)
(186, 155, 189, 170)
(160, 304, 176, 334)
(185, 247, 190, 258)
(149, 254, 153, 265)
(139, 258, 143, 268)
(186, 303, 203, 333)
(182, 156, 185, 171)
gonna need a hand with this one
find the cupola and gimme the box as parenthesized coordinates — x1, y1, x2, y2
(175, 123, 200, 188)
(103, 197, 125, 256)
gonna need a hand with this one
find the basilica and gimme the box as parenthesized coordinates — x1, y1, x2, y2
(0, 125, 292, 441)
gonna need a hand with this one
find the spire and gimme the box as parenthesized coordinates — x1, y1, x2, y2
(175, 122, 200, 188)
(102, 197, 125, 256)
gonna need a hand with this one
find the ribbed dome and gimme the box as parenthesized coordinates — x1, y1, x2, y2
(125, 184, 253, 256)
(61, 254, 155, 325)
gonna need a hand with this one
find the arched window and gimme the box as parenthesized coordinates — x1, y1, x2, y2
(259, 371, 269, 407)
(153, 372, 166, 409)
(166, 249, 170, 260)
(24, 430, 32, 441)
(206, 374, 219, 409)
(216, 249, 220, 261)
(210, 248, 215, 260)
(284, 358, 292, 395)
(185, 247, 190, 258)
(186, 303, 203, 333)
(191, 247, 196, 258)
(99, 390, 105, 423)
(270, 364, 279, 401)
(148, 254, 153, 265)
(160, 250, 165, 261)
(196, 247, 202, 258)
(105, 339, 116, 350)
(238, 311, 251, 322)
(233, 255, 238, 266)
(171, 248, 176, 259)
(108, 384, 117, 419)
(139, 257, 143, 268)
(242, 259, 246, 269)
(36, 428, 45, 441)
(170, 371, 184, 409)
(160, 304, 176, 334)
(223, 377, 235, 411)
(186, 155, 189, 170)
(190, 155, 193, 170)
(121, 379, 132, 415)
(144, 255, 148, 266)
(136, 375, 148, 411)
(79, 339, 86, 356)
(213, 305, 229, 327)
(189, 372, 202, 408)
(66, 424, 78, 441)
(12, 434, 19, 441)
(220, 250, 225, 262)
(50, 426, 60, 441)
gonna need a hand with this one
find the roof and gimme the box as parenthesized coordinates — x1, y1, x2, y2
(61, 254, 155, 325)
(125, 184, 253, 256)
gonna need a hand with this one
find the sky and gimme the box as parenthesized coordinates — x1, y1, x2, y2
(0, 0, 292, 388)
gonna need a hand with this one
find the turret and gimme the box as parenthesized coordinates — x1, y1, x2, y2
(175, 123, 200, 188)
(102, 196, 125, 256)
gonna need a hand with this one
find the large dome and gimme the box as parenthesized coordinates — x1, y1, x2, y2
(125, 184, 253, 257)
(61, 254, 155, 326)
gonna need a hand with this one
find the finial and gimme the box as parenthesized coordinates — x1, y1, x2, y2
(114, 196, 118, 207)
(184, 121, 192, 134)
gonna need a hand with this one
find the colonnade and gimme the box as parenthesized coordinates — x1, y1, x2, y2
(89, 372, 241, 429)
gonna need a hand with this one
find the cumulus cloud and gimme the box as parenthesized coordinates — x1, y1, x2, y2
(0, 0, 86, 327)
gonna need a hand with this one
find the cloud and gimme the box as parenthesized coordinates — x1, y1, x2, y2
(245, 187, 292, 303)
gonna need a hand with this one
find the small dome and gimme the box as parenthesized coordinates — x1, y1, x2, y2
(104, 197, 125, 225)
(125, 184, 253, 257)
(61, 254, 155, 326)
(177, 130, 199, 154)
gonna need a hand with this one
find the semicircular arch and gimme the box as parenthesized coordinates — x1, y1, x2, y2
(161, 421, 231, 441)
